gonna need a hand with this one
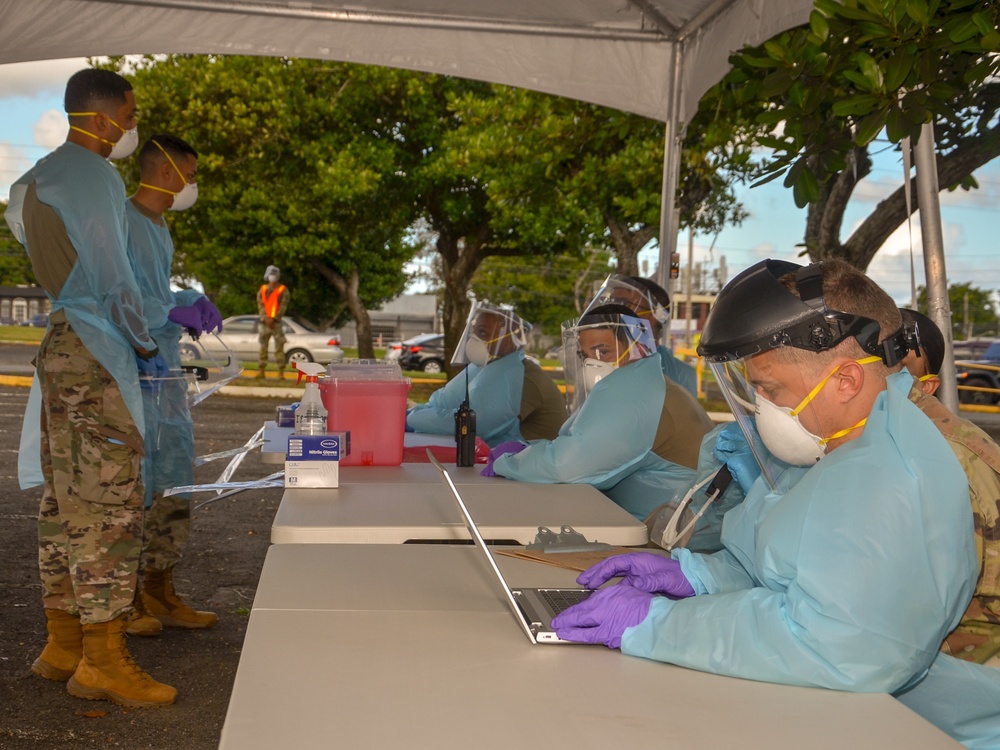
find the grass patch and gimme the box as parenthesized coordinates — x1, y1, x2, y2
(0, 325, 44, 344)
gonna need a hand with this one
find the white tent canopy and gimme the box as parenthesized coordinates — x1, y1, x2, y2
(0, 0, 817, 283)
(0, 0, 814, 125)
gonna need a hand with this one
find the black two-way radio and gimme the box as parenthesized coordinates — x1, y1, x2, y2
(455, 366, 477, 466)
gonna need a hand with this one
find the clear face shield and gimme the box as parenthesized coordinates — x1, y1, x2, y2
(709, 359, 781, 489)
(178, 332, 244, 407)
(584, 275, 669, 337)
(451, 301, 530, 367)
(562, 311, 656, 413)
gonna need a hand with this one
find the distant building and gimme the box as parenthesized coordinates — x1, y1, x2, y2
(0, 286, 49, 325)
(332, 293, 440, 347)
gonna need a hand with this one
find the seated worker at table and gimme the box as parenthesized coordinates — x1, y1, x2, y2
(551, 259, 1000, 749)
(405, 301, 566, 446)
(483, 304, 714, 521)
(584, 274, 698, 398)
(899, 307, 1000, 667)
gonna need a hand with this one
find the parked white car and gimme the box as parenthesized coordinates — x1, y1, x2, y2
(180, 315, 344, 366)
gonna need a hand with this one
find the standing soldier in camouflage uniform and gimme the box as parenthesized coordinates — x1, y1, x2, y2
(900, 308, 1000, 667)
(4, 69, 176, 707)
(256, 264, 290, 378)
(122, 135, 223, 638)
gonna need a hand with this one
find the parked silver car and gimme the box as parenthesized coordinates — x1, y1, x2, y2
(180, 315, 344, 365)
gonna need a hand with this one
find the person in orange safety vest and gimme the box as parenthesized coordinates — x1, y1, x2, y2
(257, 265, 290, 378)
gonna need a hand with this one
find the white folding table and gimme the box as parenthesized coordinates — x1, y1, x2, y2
(220, 544, 962, 750)
(269, 479, 648, 545)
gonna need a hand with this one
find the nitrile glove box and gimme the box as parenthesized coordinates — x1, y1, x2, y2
(284, 432, 350, 488)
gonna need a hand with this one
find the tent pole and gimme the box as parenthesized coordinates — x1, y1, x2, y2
(914, 120, 958, 414)
(657, 41, 684, 348)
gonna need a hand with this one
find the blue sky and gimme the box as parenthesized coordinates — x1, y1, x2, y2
(2, 57, 998, 308)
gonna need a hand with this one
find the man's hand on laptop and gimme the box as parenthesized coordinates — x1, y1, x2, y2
(550, 585, 653, 648)
(576, 552, 696, 599)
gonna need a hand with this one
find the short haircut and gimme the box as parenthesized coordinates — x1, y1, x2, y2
(776, 259, 902, 373)
(64, 69, 132, 114)
(900, 308, 945, 375)
(138, 134, 198, 175)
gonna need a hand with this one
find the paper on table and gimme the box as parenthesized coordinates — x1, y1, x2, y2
(496, 546, 638, 573)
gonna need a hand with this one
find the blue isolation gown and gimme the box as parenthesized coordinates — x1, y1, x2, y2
(7, 143, 156, 488)
(406, 349, 525, 447)
(658, 345, 698, 398)
(126, 200, 203, 506)
(493, 355, 689, 516)
(618, 373, 1000, 747)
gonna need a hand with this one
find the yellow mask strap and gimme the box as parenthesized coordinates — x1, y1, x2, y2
(138, 182, 178, 196)
(789, 355, 882, 417)
(614, 339, 638, 367)
(919, 373, 937, 382)
(151, 139, 190, 187)
(818, 417, 868, 447)
(66, 112, 126, 148)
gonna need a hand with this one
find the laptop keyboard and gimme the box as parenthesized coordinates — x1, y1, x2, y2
(539, 589, 592, 615)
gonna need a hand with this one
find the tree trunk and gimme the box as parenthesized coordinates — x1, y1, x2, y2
(436, 226, 490, 378)
(606, 214, 655, 277)
(804, 120, 1000, 271)
(804, 146, 872, 262)
(843, 121, 1000, 270)
(310, 261, 376, 359)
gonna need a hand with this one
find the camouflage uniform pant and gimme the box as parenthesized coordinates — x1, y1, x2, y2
(259, 324, 286, 372)
(141, 490, 190, 571)
(37, 322, 145, 625)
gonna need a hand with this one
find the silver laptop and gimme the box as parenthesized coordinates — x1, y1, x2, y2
(427, 450, 592, 644)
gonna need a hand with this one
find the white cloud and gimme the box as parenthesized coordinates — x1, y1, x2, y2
(864, 212, 976, 302)
(33, 109, 67, 150)
(0, 58, 88, 99)
(0, 141, 30, 202)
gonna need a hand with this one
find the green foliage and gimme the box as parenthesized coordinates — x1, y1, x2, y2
(0, 211, 37, 286)
(469, 251, 615, 334)
(694, 0, 1000, 208)
(918, 283, 999, 340)
(108, 55, 420, 326)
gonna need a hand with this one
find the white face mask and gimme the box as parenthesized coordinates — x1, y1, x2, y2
(582, 358, 615, 392)
(754, 394, 825, 466)
(464, 336, 492, 367)
(168, 181, 199, 211)
(108, 127, 139, 160)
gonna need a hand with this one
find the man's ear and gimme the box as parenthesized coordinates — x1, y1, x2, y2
(922, 375, 941, 397)
(833, 359, 867, 402)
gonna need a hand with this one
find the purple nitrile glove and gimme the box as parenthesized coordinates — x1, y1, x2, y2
(576, 552, 695, 599)
(480, 440, 527, 477)
(551, 584, 653, 649)
(195, 296, 223, 334)
(168, 304, 205, 336)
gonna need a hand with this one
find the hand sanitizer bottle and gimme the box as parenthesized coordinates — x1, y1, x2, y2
(294, 362, 328, 435)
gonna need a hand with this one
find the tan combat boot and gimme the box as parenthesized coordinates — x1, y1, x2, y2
(124, 588, 163, 637)
(142, 568, 217, 629)
(66, 616, 176, 707)
(32, 609, 83, 681)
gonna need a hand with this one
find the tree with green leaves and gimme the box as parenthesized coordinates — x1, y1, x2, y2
(0, 213, 36, 287)
(469, 249, 614, 336)
(446, 85, 751, 277)
(112, 55, 422, 358)
(918, 282, 999, 341)
(691, 0, 1000, 269)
